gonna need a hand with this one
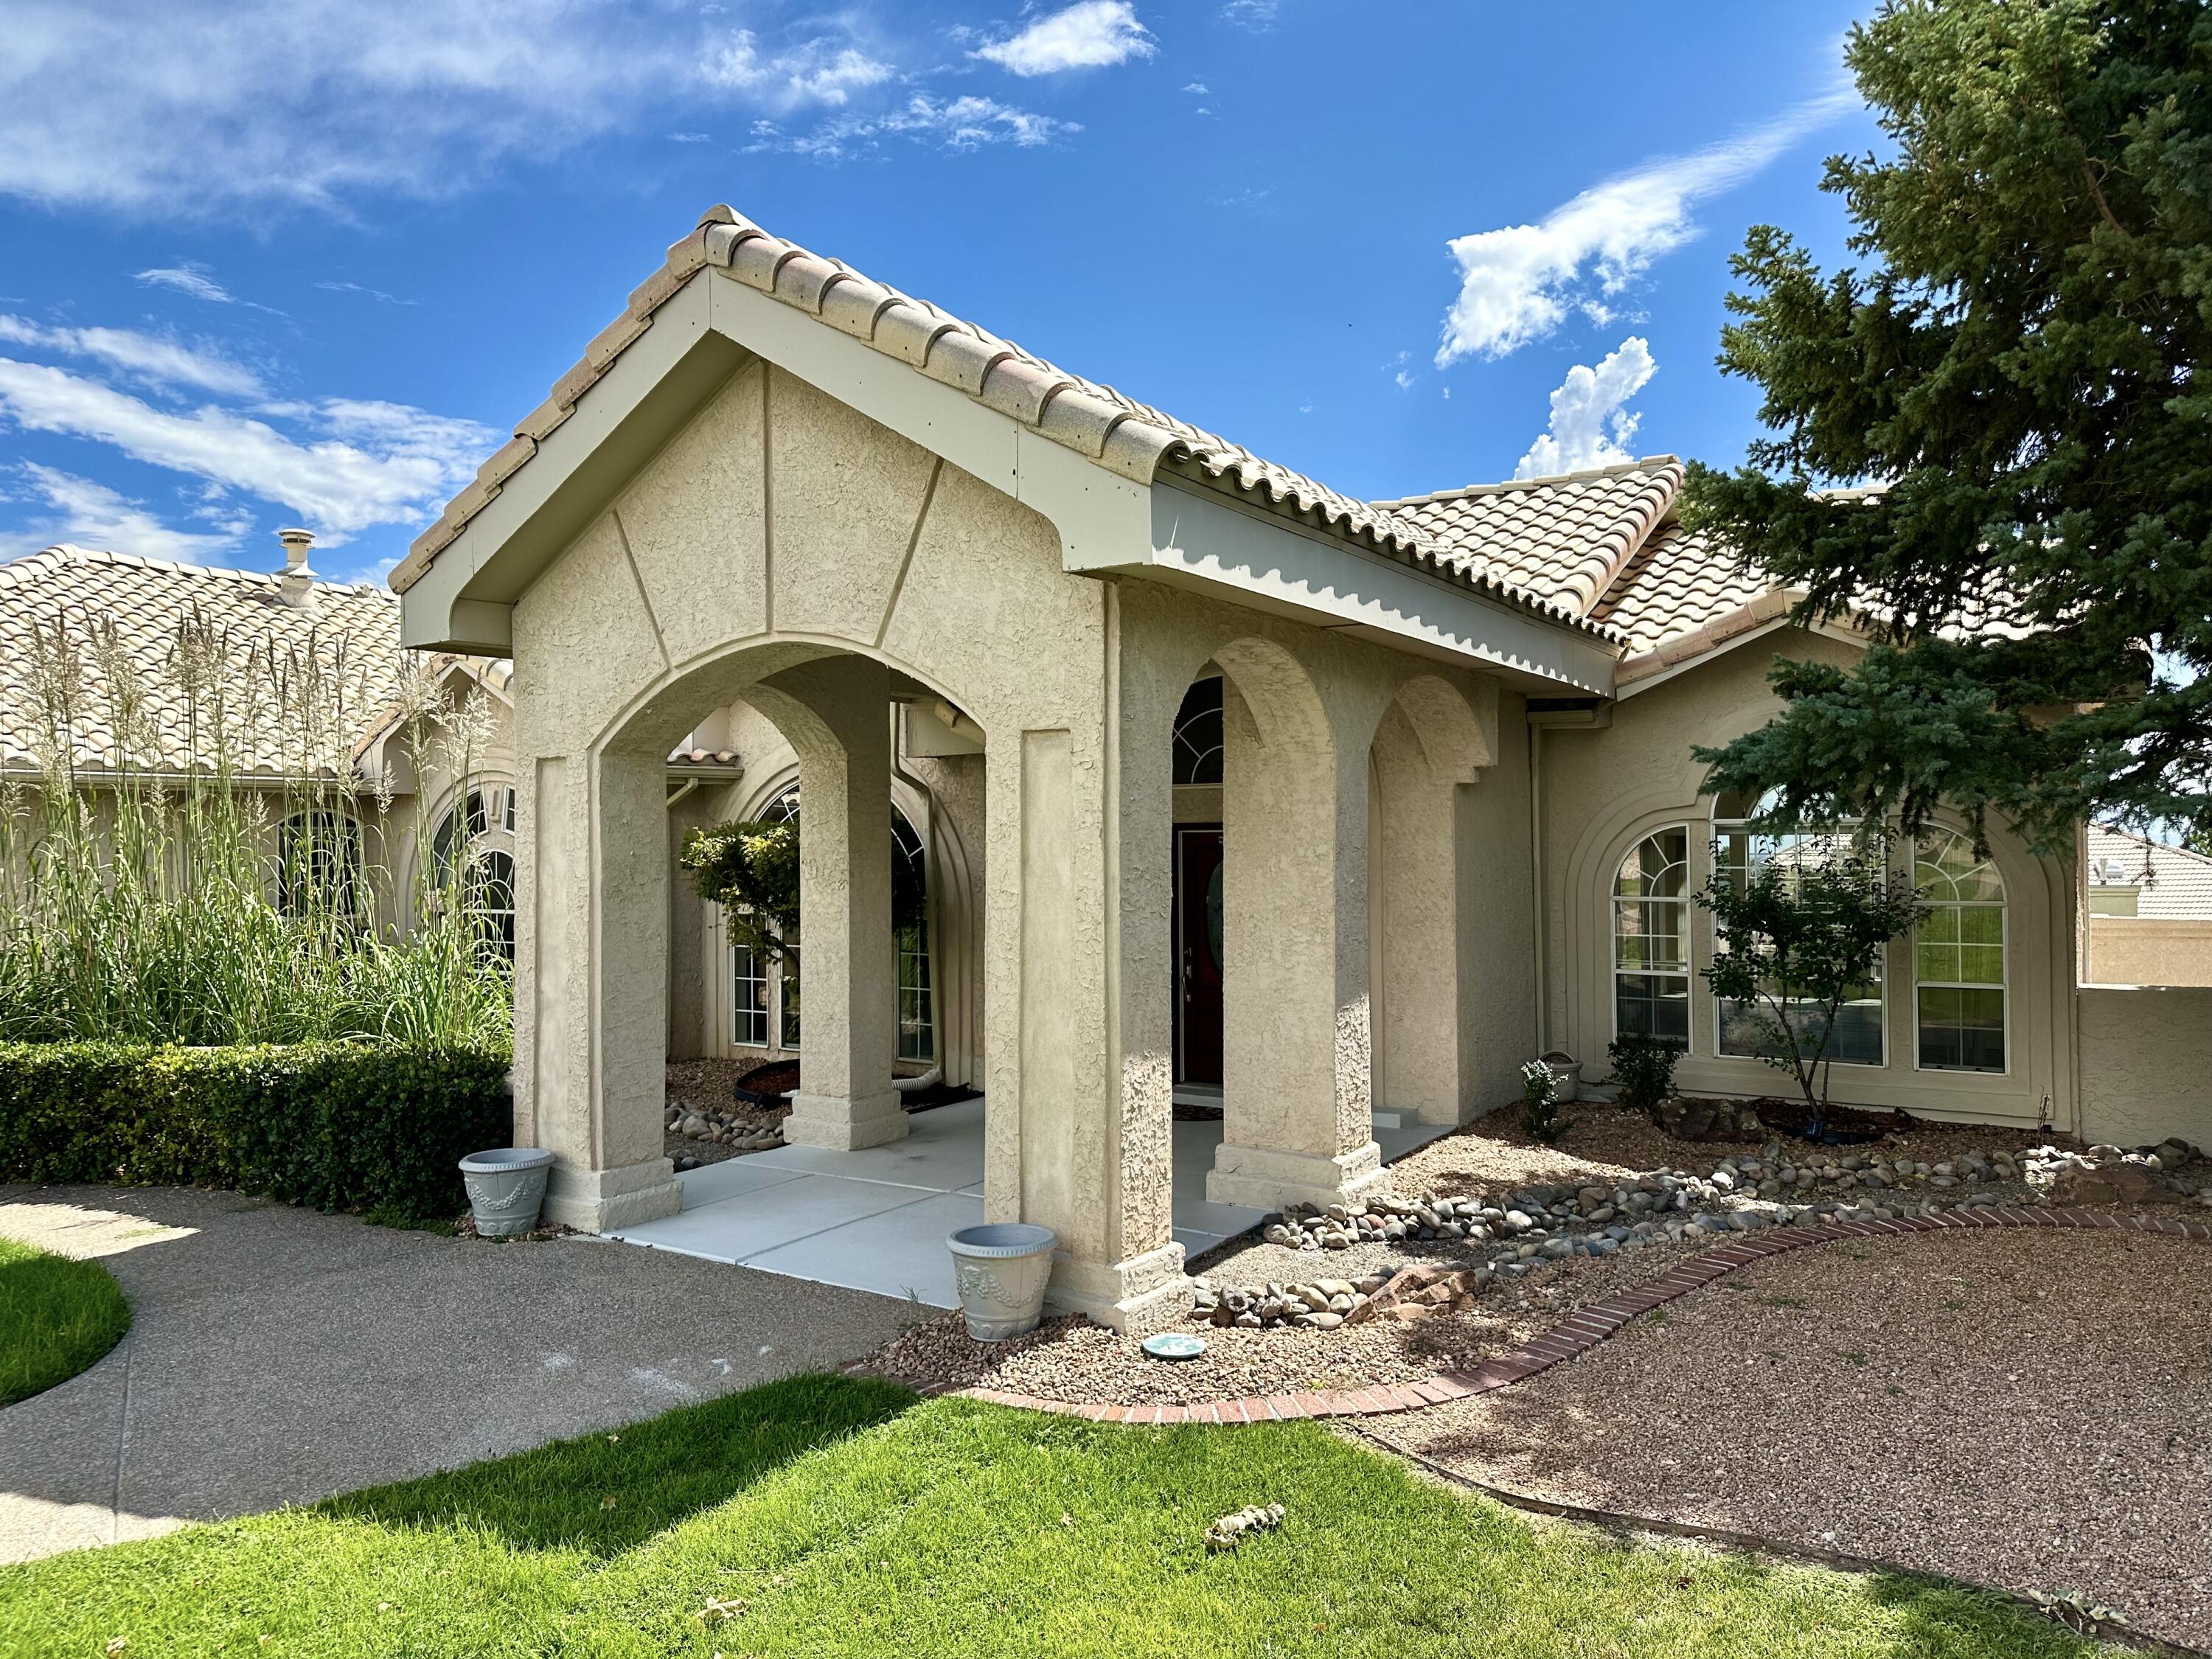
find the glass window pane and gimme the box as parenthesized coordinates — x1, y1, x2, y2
(1960, 945, 2004, 985)
(1917, 942, 1959, 981)
(1959, 906, 2003, 945)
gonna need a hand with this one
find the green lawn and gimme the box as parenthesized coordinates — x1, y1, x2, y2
(0, 1237, 130, 1407)
(0, 1374, 2101, 1659)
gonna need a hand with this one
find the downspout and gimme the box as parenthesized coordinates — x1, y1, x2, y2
(1528, 720, 1547, 1057)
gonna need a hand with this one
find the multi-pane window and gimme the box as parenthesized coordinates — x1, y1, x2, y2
(431, 784, 516, 964)
(1613, 827, 1690, 1046)
(1915, 830, 2007, 1073)
(731, 942, 769, 1047)
(1711, 790, 1885, 1066)
(1172, 677, 1225, 787)
(276, 808, 365, 921)
(893, 810, 933, 1062)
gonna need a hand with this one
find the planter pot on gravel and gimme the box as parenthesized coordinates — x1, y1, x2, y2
(459, 1147, 556, 1237)
(1541, 1051, 1583, 1103)
(947, 1222, 1058, 1340)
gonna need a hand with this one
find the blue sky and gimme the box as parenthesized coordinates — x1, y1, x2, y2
(0, 0, 1878, 585)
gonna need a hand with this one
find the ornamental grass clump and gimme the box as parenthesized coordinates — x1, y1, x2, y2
(0, 607, 510, 1051)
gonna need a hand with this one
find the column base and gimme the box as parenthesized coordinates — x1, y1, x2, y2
(783, 1088, 908, 1151)
(543, 1155, 682, 1232)
(1206, 1139, 1387, 1212)
(1046, 1239, 1192, 1335)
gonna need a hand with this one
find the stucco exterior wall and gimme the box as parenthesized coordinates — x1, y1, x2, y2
(507, 352, 1192, 1324)
(2077, 985, 2212, 1147)
(1543, 632, 2077, 1130)
(2087, 919, 2212, 989)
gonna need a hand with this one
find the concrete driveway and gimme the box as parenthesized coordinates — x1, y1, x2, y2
(0, 1183, 926, 1562)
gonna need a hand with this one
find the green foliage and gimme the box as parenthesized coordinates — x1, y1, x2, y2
(681, 814, 927, 968)
(0, 1237, 131, 1407)
(0, 1378, 2094, 1659)
(1518, 1059, 1568, 1144)
(1696, 837, 1924, 1113)
(1683, 0, 2212, 852)
(0, 608, 513, 1048)
(1607, 1033, 1683, 1115)
(680, 818, 804, 964)
(0, 1041, 510, 1222)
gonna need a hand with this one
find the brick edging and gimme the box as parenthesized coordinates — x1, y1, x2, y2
(923, 1206, 2212, 1427)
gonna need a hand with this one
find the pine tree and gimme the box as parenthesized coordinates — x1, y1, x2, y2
(1686, 0, 2212, 851)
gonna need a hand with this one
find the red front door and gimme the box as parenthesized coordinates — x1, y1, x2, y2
(1174, 826, 1224, 1085)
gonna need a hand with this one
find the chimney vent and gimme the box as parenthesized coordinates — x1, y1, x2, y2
(276, 528, 318, 612)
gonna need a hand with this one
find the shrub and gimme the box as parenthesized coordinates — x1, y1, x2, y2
(1517, 1059, 1568, 1144)
(1607, 1034, 1683, 1115)
(0, 1042, 511, 1222)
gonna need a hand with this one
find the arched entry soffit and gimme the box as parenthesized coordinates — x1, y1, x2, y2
(1208, 635, 1333, 757)
(1384, 673, 1495, 783)
(594, 632, 987, 763)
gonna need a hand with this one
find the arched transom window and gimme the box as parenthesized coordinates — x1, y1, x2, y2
(1914, 830, 2006, 1073)
(1172, 677, 1224, 787)
(1613, 827, 1690, 1047)
(431, 783, 515, 964)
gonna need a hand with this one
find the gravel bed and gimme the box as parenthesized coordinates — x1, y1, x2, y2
(872, 1245, 1691, 1407)
(1389, 1227, 2212, 1650)
(665, 1059, 789, 1166)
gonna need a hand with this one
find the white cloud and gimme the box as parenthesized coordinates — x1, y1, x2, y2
(135, 264, 238, 305)
(0, 1, 910, 212)
(1435, 90, 1855, 366)
(749, 94, 1075, 160)
(315, 280, 417, 306)
(0, 356, 498, 543)
(1222, 1, 1281, 29)
(1514, 336, 1656, 481)
(974, 2, 1155, 76)
(1, 464, 237, 563)
(706, 30, 894, 108)
(0, 315, 265, 397)
(1183, 81, 1208, 94)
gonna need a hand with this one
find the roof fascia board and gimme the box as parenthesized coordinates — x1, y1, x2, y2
(1614, 612, 1861, 700)
(401, 269, 1158, 652)
(1124, 477, 1616, 695)
(401, 276, 735, 652)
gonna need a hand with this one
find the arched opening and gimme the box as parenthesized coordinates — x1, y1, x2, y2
(554, 639, 995, 1310)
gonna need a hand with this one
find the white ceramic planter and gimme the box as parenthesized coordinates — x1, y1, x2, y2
(459, 1147, 556, 1237)
(1541, 1052, 1583, 1103)
(946, 1222, 1058, 1340)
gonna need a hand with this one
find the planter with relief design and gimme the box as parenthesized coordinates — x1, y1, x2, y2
(946, 1222, 1058, 1340)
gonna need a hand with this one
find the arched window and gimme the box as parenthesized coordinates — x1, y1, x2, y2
(1172, 677, 1224, 786)
(276, 808, 365, 922)
(431, 783, 516, 964)
(1711, 789, 1885, 1065)
(1613, 827, 1689, 1046)
(731, 779, 933, 1060)
(1914, 830, 2006, 1073)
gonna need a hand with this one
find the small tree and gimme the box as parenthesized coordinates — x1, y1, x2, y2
(1696, 835, 1924, 1129)
(1607, 1033, 1683, 1117)
(678, 815, 926, 975)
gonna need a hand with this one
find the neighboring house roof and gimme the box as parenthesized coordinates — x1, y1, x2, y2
(0, 545, 409, 779)
(390, 206, 1616, 644)
(2085, 826, 2212, 920)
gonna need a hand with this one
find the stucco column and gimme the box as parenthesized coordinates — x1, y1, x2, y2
(533, 745, 684, 1232)
(1208, 677, 1383, 1211)
(1372, 705, 1472, 1125)
(763, 657, 905, 1151)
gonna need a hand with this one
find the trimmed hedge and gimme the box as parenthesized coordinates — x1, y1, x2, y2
(0, 1043, 512, 1222)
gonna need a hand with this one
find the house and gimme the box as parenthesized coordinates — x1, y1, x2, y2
(0, 537, 515, 947)
(37, 206, 2183, 1334)
(2084, 825, 2212, 988)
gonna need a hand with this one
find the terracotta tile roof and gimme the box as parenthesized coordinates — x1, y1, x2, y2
(1593, 519, 1782, 661)
(2087, 826, 2212, 920)
(391, 206, 1617, 644)
(0, 545, 409, 779)
(1373, 458, 1683, 614)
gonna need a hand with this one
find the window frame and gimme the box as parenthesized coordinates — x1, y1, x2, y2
(1707, 789, 1889, 1071)
(430, 782, 518, 965)
(1910, 828, 2011, 1077)
(1610, 823, 1694, 1052)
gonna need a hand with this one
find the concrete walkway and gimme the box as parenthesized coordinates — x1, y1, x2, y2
(0, 1183, 925, 1563)
(611, 1097, 1450, 1303)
